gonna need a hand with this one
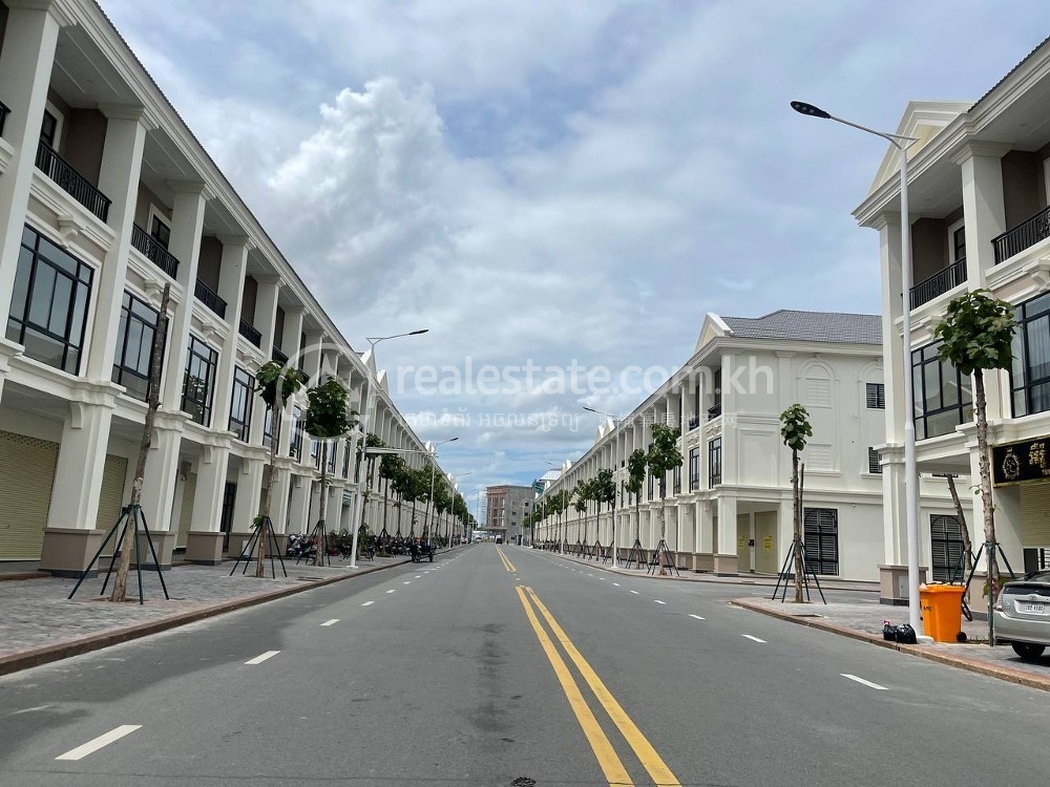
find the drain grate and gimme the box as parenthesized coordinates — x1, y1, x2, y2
(511, 779, 536, 787)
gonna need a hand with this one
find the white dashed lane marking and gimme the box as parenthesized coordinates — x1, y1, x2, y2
(320, 619, 339, 627)
(842, 674, 888, 691)
(742, 635, 766, 644)
(56, 725, 141, 761)
(245, 650, 281, 665)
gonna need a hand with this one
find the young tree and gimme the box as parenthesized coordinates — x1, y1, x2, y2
(626, 448, 647, 544)
(648, 423, 684, 575)
(934, 289, 1016, 641)
(780, 403, 812, 603)
(594, 468, 616, 555)
(304, 378, 356, 565)
(572, 479, 589, 549)
(253, 361, 306, 578)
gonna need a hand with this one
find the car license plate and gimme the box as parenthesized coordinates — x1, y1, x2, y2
(1019, 602, 1047, 615)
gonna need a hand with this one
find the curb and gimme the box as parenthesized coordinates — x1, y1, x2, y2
(0, 557, 412, 678)
(730, 598, 1050, 693)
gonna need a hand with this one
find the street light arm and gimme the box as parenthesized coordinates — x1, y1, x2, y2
(825, 114, 919, 149)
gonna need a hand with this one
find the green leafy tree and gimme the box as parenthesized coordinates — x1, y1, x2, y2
(594, 468, 615, 552)
(626, 448, 647, 543)
(304, 377, 357, 565)
(572, 479, 589, 546)
(379, 451, 401, 538)
(780, 403, 812, 603)
(647, 424, 684, 572)
(252, 361, 306, 578)
(934, 289, 1016, 641)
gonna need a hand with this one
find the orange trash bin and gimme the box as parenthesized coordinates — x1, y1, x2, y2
(919, 583, 966, 642)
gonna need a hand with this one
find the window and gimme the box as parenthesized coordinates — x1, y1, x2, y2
(342, 438, 351, 478)
(689, 447, 700, 491)
(289, 406, 304, 460)
(181, 336, 218, 426)
(1010, 292, 1050, 418)
(150, 212, 171, 250)
(912, 341, 972, 439)
(673, 464, 681, 495)
(804, 508, 839, 575)
(40, 110, 58, 147)
(647, 471, 654, 500)
(229, 367, 253, 442)
(867, 447, 882, 474)
(7, 225, 93, 374)
(262, 409, 274, 448)
(930, 514, 965, 583)
(866, 382, 885, 409)
(708, 437, 722, 486)
(327, 442, 336, 475)
(950, 222, 966, 265)
(311, 437, 320, 469)
(111, 292, 159, 401)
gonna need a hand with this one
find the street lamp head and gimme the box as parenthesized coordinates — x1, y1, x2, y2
(791, 100, 831, 119)
(409, 328, 429, 336)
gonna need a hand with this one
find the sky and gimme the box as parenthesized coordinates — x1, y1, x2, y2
(101, 0, 1050, 512)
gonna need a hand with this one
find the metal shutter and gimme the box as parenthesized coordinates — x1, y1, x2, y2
(0, 430, 59, 559)
(930, 514, 964, 582)
(803, 507, 839, 575)
(1021, 483, 1050, 548)
(94, 454, 128, 530)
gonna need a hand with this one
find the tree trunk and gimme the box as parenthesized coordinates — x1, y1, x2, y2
(659, 480, 668, 576)
(945, 475, 972, 578)
(792, 449, 804, 603)
(112, 284, 170, 602)
(973, 370, 998, 644)
(313, 441, 328, 566)
(257, 406, 280, 578)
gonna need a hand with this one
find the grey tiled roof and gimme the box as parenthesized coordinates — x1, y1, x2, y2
(721, 309, 882, 345)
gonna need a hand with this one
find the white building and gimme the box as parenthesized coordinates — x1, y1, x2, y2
(537, 309, 892, 581)
(0, 0, 439, 574)
(854, 36, 1050, 600)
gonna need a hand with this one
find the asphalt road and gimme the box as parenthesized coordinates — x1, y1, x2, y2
(2, 545, 1049, 787)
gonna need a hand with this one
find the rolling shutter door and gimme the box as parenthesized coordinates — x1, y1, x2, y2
(1021, 483, 1050, 548)
(0, 430, 59, 559)
(94, 454, 128, 531)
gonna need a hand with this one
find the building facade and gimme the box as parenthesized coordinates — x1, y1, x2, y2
(485, 485, 534, 545)
(536, 309, 905, 582)
(854, 37, 1050, 599)
(0, 0, 437, 573)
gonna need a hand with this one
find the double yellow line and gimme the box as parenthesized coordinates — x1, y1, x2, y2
(516, 585, 680, 786)
(496, 546, 516, 573)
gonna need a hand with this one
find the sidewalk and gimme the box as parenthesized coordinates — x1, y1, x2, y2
(545, 548, 1050, 692)
(0, 553, 413, 677)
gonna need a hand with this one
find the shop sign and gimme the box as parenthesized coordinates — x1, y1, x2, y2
(992, 438, 1050, 486)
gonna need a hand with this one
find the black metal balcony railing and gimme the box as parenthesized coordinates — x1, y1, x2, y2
(194, 278, 227, 319)
(993, 205, 1050, 265)
(35, 142, 111, 222)
(688, 415, 700, 431)
(707, 402, 722, 419)
(0, 101, 10, 137)
(272, 346, 288, 365)
(131, 223, 180, 278)
(909, 257, 966, 309)
(238, 318, 262, 347)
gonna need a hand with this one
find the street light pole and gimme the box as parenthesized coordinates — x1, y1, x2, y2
(348, 329, 428, 568)
(424, 437, 458, 542)
(582, 406, 624, 569)
(449, 472, 473, 546)
(791, 100, 924, 636)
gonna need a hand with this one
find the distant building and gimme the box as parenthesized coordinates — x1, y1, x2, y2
(485, 485, 535, 545)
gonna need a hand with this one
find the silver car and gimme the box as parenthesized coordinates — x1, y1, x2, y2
(994, 569, 1050, 660)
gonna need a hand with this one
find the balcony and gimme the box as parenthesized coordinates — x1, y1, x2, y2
(707, 402, 722, 419)
(910, 258, 966, 309)
(272, 346, 288, 365)
(688, 415, 700, 431)
(238, 318, 262, 347)
(35, 142, 111, 222)
(993, 205, 1050, 264)
(131, 224, 179, 278)
(194, 279, 227, 319)
(0, 101, 9, 137)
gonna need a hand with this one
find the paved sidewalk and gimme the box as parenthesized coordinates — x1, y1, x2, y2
(0, 553, 413, 677)
(543, 548, 1050, 692)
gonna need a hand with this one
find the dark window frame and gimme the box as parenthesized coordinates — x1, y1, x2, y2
(1010, 292, 1050, 419)
(912, 341, 972, 440)
(262, 408, 274, 448)
(229, 366, 254, 442)
(804, 507, 839, 576)
(290, 406, 304, 461)
(867, 447, 882, 474)
(689, 447, 700, 491)
(673, 464, 681, 495)
(112, 291, 159, 402)
(708, 437, 722, 487)
(181, 335, 218, 426)
(7, 225, 93, 375)
(342, 438, 351, 478)
(865, 382, 885, 409)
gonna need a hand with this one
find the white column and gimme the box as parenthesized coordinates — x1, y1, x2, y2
(140, 418, 183, 532)
(46, 400, 115, 530)
(288, 473, 312, 533)
(0, 1, 66, 329)
(190, 445, 230, 532)
(229, 457, 264, 545)
(270, 467, 292, 533)
(84, 107, 151, 382)
(954, 144, 1006, 286)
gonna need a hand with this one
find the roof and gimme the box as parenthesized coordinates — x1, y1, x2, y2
(720, 309, 881, 345)
(970, 33, 1050, 111)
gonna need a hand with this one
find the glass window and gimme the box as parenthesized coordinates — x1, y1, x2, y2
(1012, 294, 1050, 418)
(6, 225, 93, 374)
(867, 447, 882, 474)
(263, 409, 274, 448)
(112, 292, 159, 402)
(912, 341, 972, 439)
(951, 226, 966, 264)
(229, 366, 253, 442)
(289, 406, 304, 460)
(40, 111, 57, 147)
(689, 447, 700, 491)
(150, 214, 171, 250)
(342, 438, 352, 478)
(673, 464, 681, 495)
(865, 382, 885, 409)
(181, 336, 218, 426)
(708, 437, 722, 487)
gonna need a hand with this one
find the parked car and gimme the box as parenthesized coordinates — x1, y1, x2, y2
(994, 569, 1050, 660)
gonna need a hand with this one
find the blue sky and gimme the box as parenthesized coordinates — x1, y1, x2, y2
(102, 1, 1050, 508)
